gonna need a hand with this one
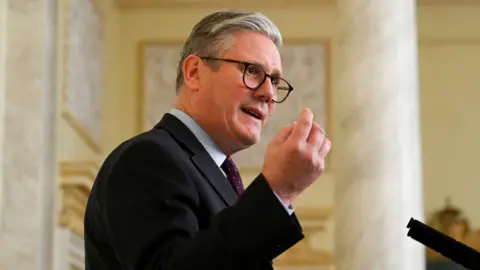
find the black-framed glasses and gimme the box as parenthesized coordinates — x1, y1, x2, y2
(200, 56, 294, 103)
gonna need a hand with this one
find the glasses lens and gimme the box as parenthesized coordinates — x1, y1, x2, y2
(273, 78, 290, 103)
(243, 64, 265, 89)
(243, 63, 292, 103)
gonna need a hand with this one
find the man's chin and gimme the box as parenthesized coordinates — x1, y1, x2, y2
(232, 123, 262, 148)
(238, 132, 260, 147)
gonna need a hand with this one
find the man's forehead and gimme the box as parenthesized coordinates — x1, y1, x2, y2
(224, 36, 283, 75)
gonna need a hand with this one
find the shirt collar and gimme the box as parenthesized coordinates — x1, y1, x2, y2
(168, 109, 226, 168)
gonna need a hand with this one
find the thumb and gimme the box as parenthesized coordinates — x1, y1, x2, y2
(273, 122, 296, 143)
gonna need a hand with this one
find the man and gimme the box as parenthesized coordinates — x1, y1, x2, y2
(84, 10, 331, 270)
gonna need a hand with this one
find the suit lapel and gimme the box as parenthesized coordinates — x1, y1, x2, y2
(155, 113, 237, 207)
(191, 152, 237, 206)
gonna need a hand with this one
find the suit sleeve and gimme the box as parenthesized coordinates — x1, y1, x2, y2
(101, 140, 304, 270)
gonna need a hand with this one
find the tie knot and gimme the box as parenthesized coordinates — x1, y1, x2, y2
(221, 156, 235, 172)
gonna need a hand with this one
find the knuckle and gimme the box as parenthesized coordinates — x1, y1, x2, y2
(319, 162, 326, 172)
(312, 156, 324, 170)
(288, 140, 303, 152)
(323, 139, 331, 151)
(302, 148, 316, 164)
(314, 156, 325, 170)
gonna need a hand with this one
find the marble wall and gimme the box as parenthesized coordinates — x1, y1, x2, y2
(0, 0, 52, 269)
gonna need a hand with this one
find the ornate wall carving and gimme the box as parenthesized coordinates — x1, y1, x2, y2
(61, 0, 105, 153)
(58, 162, 99, 236)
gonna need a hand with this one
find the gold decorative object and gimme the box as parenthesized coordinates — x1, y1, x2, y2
(426, 197, 473, 260)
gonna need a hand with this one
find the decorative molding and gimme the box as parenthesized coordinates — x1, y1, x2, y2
(274, 207, 333, 267)
(58, 162, 99, 236)
(60, 0, 105, 153)
(115, 0, 480, 9)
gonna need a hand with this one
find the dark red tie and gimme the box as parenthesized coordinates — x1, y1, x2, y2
(221, 157, 245, 196)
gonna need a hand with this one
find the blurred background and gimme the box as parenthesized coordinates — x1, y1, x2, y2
(0, 0, 479, 269)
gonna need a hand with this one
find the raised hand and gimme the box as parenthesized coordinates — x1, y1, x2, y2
(261, 108, 331, 205)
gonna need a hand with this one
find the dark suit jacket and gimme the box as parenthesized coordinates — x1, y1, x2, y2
(84, 113, 304, 270)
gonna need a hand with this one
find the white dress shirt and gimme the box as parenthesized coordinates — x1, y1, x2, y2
(169, 109, 295, 216)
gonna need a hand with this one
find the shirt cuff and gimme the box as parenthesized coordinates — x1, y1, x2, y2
(273, 191, 295, 215)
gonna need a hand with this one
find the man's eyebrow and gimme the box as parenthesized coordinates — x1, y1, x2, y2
(249, 60, 282, 77)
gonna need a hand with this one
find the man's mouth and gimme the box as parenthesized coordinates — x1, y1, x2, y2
(241, 107, 264, 120)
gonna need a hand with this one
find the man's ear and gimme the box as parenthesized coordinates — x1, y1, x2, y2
(182, 55, 201, 91)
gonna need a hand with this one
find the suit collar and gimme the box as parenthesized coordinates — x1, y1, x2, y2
(155, 113, 237, 206)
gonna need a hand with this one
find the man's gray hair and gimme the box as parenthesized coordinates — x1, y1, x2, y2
(175, 10, 283, 93)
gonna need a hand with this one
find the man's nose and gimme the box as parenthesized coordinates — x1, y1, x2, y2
(254, 78, 276, 102)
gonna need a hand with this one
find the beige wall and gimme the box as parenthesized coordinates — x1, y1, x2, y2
(417, 7, 480, 228)
(419, 43, 480, 223)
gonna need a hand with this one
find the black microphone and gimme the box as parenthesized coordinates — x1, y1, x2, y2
(406, 217, 480, 270)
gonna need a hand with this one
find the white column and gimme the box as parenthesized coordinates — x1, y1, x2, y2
(0, 0, 57, 269)
(333, 0, 425, 269)
(38, 0, 58, 269)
